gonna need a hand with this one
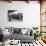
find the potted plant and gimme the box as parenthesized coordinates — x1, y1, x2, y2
(32, 27, 38, 40)
(32, 27, 43, 40)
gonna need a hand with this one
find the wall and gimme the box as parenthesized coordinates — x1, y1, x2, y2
(0, 1, 40, 28)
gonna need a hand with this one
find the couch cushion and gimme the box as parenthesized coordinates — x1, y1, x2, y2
(14, 28, 21, 33)
(21, 28, 27, 35)
(9, 33, 34, 43)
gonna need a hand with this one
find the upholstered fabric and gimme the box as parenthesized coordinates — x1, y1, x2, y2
(21, 28, 27, 35)
(8, 33, 34, 43)
(2, 27, 34, 43)
(14, 28, 21, 33)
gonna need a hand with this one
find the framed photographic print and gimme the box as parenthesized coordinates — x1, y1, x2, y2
(8, 10, 23, 22)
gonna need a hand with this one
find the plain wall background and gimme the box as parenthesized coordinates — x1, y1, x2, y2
(0, 1, 40, 29)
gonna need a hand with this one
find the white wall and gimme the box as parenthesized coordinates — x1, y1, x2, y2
(0, 1, 40, 28)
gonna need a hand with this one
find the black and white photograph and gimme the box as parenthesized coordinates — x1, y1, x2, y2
(8, 10, 23, 21)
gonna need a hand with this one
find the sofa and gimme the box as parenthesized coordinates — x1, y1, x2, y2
(3, 27, 34, 43)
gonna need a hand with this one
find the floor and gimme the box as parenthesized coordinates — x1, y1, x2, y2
(0, 40, 46, 46)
